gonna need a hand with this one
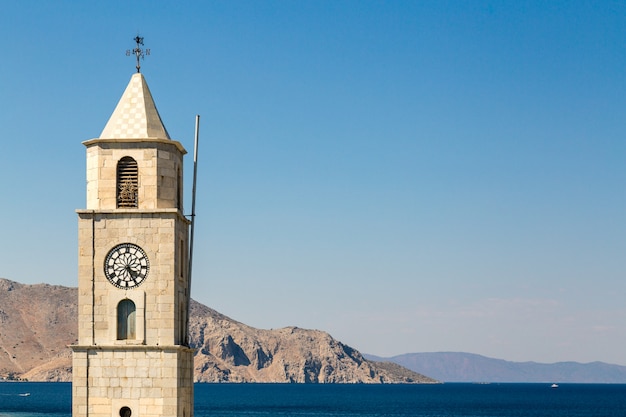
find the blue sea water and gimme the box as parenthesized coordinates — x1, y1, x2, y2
(1, 382, 626, 417)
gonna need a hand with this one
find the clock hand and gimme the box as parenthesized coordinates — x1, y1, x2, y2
(124, 265, 136, 278)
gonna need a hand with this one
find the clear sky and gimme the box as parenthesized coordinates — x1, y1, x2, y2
(1, 1, 625, 365)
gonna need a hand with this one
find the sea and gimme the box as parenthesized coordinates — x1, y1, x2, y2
(1, 382, 626, 417)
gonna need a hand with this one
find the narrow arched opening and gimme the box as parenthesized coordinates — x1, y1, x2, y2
(117, 299, 136, 340)
(117, 157, 138, 208)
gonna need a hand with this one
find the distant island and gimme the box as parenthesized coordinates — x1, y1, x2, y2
(365, 352, 626, 383)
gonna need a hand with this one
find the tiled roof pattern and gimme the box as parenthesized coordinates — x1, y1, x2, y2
(99, 73, 170, 140)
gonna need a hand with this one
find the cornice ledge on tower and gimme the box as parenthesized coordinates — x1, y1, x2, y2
(82, 137, 187, 154)
(76, 208, 191, 224)
(70, 344, 195, 353)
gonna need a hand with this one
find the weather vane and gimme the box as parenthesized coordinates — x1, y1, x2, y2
(126, 36, 150, 73)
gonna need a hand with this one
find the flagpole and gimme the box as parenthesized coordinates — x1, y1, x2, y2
(186, 114, 200, 346)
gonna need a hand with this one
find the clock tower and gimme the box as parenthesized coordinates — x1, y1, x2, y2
(72, 71, 193, 417)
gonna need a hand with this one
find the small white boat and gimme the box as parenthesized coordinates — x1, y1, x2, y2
(551, 384, 558, 388)
(19, 393, 30, 396)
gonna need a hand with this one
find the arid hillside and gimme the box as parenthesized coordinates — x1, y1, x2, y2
(0, 278, 435, 383)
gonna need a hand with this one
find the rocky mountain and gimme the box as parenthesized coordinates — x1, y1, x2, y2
(365, 352, 626, 383)
(0, 279, 76, 382)
(188, 301, 435, 383)
(0, 278, 435, 383)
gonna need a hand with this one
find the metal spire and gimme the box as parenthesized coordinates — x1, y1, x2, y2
(126, 35, 150, 73)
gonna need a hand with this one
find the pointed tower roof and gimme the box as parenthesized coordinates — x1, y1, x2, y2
(99, 73, 170, 140)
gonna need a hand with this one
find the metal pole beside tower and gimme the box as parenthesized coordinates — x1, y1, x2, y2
(186, 115, 200, 346)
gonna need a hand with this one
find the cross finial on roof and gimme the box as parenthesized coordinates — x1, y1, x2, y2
(126, 35, 150, 73)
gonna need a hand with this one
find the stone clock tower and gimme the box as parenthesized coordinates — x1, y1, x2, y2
(72, 71, 193, 417)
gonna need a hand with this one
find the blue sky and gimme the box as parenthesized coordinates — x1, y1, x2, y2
(1, 1, 625, 364)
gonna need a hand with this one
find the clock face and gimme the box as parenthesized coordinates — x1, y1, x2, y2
(104, 243, 149, 289)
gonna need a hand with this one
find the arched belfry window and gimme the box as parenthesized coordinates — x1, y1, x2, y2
(117, 157, 138, 208)
(117, 299, 136, 340)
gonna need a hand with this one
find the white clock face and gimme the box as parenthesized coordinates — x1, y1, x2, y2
(104, 243, 149, 289)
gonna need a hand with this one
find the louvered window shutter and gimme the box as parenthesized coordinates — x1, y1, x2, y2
(117, 157, 138, 208)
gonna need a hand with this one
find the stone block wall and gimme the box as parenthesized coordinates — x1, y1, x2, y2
(76, 210, 189, 347)
(72, 346, 194, 417)
(84, 139, 186, 211)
